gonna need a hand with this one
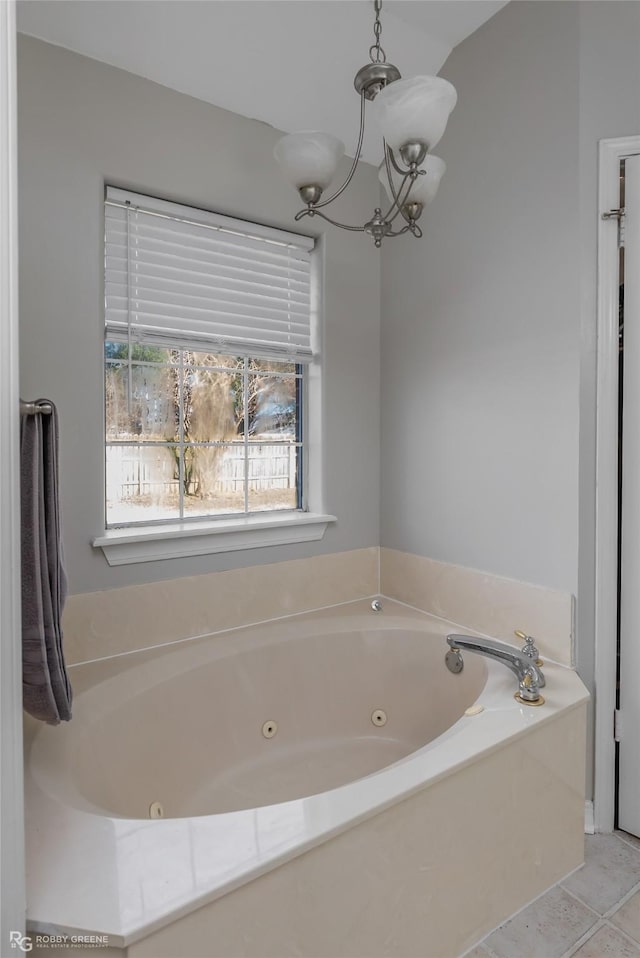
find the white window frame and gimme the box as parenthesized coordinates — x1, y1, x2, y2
(93, 195, 334, 565)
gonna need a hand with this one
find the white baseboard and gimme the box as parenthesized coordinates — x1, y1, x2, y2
(585, 800, 595, 834)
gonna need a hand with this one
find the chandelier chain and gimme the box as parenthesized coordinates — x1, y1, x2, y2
(369, 0, 386, 64)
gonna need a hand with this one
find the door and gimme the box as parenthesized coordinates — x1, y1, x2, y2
(618, 154, 640, 837)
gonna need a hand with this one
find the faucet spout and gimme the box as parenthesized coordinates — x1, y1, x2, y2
(446, 634, 545, 704)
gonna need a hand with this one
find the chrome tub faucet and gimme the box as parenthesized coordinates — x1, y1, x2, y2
(445, 634, 546, 706)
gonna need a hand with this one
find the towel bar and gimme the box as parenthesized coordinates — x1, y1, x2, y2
(20, 400, 53, 416)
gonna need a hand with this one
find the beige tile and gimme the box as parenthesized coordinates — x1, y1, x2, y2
(562, 834, 640, 914)
(612, 889, 640, 944)
(63, 547, 378, 663)
(483, 885, 597, 958)
(380, 548, 574, 665)
(130, 709, 585, 958)
(571, 923, 640, 957)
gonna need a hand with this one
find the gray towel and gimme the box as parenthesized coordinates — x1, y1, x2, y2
(21, 400, 72, 724)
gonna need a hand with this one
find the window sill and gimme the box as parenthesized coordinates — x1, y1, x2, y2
(92, 512, 337, 566)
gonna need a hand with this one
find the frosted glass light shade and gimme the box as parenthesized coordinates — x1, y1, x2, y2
(378, 154, 446, 208)
(372, 76, 457, 152)
(274, 132, 345, 191)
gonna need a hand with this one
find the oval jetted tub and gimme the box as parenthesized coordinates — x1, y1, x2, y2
(25, 599, 589, 958)
(30, 610, 488, 820)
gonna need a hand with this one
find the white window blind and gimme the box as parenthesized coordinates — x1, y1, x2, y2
(105, 187, 315, 362)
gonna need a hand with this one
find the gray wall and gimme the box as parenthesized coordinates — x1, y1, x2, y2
(380, 0, 640, 797)
(17, 35, 381, 595)
(381, 0, 581, 592)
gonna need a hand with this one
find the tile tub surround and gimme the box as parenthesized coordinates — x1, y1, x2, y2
(61, 547, 378, 664)
(25, 600, 589, 958)
(62, 545, 573, 668)
(128, 706, 587, 958)
(381, 548, 574, 666)
(30, 832, 640, 958)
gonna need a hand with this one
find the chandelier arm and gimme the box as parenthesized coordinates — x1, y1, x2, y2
(312, 92, 367, 211)
(385, 204, 410, 228)
(379, 192, 411, 230)
(295, 208, 366, 232)
(385, 225, 412, 237)
(382, 146, 414, 224)
(380, 169, 416, 223)
(386, 220, 423, 239)
(386, 170, 431, 228)
(387, 180, 413, 227)
(387, 218, 423, 237)
(386, 144, 407, 176)
(383, 144, 403, 207)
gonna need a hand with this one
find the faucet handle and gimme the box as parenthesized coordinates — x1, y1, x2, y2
(514, 629, 543, 667)
(516, 666, 545, 706)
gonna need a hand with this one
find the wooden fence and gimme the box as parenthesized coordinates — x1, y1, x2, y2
(106, 442, 297, 500)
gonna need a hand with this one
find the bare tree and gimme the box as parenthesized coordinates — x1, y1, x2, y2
(169, 351, 239, 499)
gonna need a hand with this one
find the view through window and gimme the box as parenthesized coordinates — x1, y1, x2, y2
(105, 347, 302, 525)
(104, 187, 313, 527)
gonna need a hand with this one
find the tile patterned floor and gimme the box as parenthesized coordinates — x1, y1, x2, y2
(465, 832, 640, 958)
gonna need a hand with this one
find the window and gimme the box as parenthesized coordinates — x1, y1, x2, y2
(96, 188, 334, 564)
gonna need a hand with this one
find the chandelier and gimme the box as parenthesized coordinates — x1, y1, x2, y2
(274, 0, 457, 247)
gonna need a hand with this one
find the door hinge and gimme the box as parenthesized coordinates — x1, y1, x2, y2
(614, 708, 622, 742)
(602, 208, 626, 248)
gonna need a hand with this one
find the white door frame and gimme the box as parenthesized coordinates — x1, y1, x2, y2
(594, 134, 640, 833)
(0, 0, 25, 944)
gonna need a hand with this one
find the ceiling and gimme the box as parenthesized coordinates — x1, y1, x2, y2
(16, 0, 508, 165)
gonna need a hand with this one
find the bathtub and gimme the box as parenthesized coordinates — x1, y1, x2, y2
(25, 599, 588, 958)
